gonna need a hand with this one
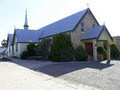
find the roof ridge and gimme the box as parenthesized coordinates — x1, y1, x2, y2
(37, 8, 89, 30)
(15, 29, 36, 31)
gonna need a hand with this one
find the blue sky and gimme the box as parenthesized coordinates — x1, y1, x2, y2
(0, 0, 120, 46)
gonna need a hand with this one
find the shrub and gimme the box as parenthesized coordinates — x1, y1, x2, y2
(27, 41, 36, 56)
(20, 51, 29, 59)
(20, 41, 36, 60)
(51, 33, 74, 62)
(97, 47, 107, 60)
(11, 56, 19, 59)
(110, 44, 120, 58)
(35, 39, 51, 60)
(74, 45, 88, 61)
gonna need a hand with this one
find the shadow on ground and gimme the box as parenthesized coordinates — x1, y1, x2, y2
(0, 58, 10, 62)
(35, 60, 114, 77)
(1, 58, 114, 77)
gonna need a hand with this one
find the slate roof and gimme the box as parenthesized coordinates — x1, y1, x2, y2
(8, 34, 13, 45)
(14, 8, 109, 43)
(14, 29, 40, 43)
(14, 8, 90, 43)
(0, 48, 7, 53)
(37, 8, 89, 39)
(81, 25, 113, 41)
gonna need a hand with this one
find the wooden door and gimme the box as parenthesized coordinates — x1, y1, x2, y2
(85, 43, 93, 56)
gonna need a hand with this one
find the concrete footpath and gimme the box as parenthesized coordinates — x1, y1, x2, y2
(0, 59, 98, 90)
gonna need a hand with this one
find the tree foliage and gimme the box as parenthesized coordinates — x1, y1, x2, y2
(27, 41, 36, 56)
(97, 47, 107, 60)
(51, 33, 74, 62)
(35, 39, 51, 60)
(1, 39, 7, 47)
(110, 44, 120, 59)
(20, 41, 36, 59)
(20, 51, 29, 59)
(74, 45, 88, 61)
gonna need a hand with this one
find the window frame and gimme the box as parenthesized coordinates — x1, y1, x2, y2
(81, 22, 84, 32)
(92, 24, 95, 27)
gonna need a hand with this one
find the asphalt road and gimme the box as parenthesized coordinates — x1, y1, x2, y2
(0, 59, 98, 90)
(36, 60, 120, 90)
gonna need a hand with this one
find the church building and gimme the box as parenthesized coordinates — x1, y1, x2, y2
(7, 8, 113, 61)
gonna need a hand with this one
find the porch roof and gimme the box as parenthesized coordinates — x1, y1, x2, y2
(81, 25, 113, 41)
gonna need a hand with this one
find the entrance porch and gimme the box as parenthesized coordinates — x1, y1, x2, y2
(84, 40, 110, 61)
(81, 25, 113, 61)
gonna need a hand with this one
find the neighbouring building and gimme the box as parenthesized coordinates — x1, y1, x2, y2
(7, 34, 13, 57)
(0, 47, 7, 57)
(110, 36, 120, 50)
(7, 8, 113, 61)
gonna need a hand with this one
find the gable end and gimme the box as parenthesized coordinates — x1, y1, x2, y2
(73, 8, 100, 31)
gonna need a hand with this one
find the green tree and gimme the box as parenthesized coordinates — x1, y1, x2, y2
(35, 39, 51, 60)
(97, 47, 107, 60)
(110, 44, 120, 59)
(20, 41, 36, 59)
(1, 39, 7, 47)
(20, 51, 29, 59)
(27, 41, 36, 56)
(51, 33, 74, 62)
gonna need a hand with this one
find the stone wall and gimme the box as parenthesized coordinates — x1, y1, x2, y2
(70, 12, 99, 48)
(116, 36, 120, 50)
(110, 36, 120, 51)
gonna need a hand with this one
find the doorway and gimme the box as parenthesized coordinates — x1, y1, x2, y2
(85, 43, 93, 56)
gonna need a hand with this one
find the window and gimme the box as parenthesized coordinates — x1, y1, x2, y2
(16, 42, 18, 52)
(81, 22, 84, 32)
(92, 24, 95, 27)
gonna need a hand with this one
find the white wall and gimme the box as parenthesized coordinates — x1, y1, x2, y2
(14, 43, 28, 58)
(19, 43, 28, 57)
(13, 36, 28, 58)
(7, 41, 12, 57)
(98, 29, 111, 41)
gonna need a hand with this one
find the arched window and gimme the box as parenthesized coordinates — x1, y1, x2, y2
(81, 22, 84, 32)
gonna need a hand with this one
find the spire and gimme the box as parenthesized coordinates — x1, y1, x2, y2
(24, 10, 29, 29)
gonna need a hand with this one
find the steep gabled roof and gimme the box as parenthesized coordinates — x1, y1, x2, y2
(0, 47, 7, 53)
(7, 34, 13, 45)
(81, 25, 113, 41)
(13, 8, 101, 43)
(14, 29, 40, 43)
(38, 8, 90, 39)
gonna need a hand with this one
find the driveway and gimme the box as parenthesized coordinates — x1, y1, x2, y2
(1, 58, 120, 90)
(35, 60, 120, 90)
(0, 59, 97, 90)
